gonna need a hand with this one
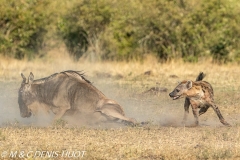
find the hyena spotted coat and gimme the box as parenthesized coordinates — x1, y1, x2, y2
(18, 70, 136, 124)
(169, 72, 230, 126)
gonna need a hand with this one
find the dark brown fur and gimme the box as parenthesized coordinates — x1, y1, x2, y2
(169, 72, 230, 126)
(18, 71, 135, 125)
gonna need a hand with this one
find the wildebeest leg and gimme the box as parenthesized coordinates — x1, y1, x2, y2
(53, 104, 71, 120)
(28, 102, 51, 116)
(182, 98, 190, 124)
(209, 102, 231, 126)
(96, 104, 136, 124)
(199, 106, 209, 116)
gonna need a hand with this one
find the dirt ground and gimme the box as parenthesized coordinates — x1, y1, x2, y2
(1, 58, 240, 159)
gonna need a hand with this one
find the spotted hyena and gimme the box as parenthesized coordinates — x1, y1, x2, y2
(169, 72, 230, 126)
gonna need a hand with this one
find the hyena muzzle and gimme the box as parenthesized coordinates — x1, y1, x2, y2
(169, 72, 231, 126)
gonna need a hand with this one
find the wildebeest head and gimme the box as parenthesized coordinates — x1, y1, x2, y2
(169, 80, 192, 100)
(18, 72, 35, 118)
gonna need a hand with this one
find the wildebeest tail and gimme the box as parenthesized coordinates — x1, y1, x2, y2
(196, 72, 206, 81)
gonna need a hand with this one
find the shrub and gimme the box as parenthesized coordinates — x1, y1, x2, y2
(0, 0, 50, 59)
(57, 0, 112, 61)
(1, 0, 240, 62)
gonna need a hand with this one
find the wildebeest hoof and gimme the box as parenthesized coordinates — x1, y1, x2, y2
(223, 122, 232, 127)
(141, 121, 150, 125)
(130, 118, 137, 124)
(123, 118, 138, 126)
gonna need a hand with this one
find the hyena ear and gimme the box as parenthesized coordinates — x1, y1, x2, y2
(21, 73, 26, 83)
(186, 81, 192, 90)
(28, 72, 34, 84)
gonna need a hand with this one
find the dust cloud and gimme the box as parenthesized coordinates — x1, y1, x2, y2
(0, 81, 54, 127)
(0, 78, 232, 128)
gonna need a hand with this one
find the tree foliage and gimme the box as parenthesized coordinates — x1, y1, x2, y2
(0, 0, 240, 62)
(0, 0, 50, 59)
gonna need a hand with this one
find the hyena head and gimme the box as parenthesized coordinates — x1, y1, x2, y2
(18, 72, 35, 118)
(169, 80, 193, 100)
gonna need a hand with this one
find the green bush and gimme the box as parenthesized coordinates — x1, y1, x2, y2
(57, 0, 112, 60)
(0, 0, 240, 63)
(0, 0, 50, 59)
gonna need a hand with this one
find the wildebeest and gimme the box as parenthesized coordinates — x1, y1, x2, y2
(18, 70, 136, 125)
(169, 72, 230, 126)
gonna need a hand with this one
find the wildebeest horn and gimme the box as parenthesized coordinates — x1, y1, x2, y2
(21, 73, 26, 83)
(28, 72, 34, 84)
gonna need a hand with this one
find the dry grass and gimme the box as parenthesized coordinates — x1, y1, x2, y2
(0, 126, 240, 159)
(1, 52, 240, 159)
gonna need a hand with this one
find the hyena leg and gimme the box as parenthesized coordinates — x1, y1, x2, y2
(192, 107, 199, 126)
(199, 106, 210, 116)
(209, 102, 231, 126)
(182, 98, 190, 124)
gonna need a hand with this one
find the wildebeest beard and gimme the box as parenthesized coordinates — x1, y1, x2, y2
(18, 92, 32, 118)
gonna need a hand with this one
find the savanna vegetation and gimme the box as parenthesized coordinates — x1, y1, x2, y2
(1, 58, 240, 159)
(0, 0, 240, 63)
(1, 0, 240, 159)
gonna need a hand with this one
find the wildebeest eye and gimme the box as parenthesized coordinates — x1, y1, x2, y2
(176, 89, 180, 92)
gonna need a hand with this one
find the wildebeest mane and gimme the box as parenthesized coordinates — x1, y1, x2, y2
(33, 73, 59, 84)
(33, 70, 91, 84)
(60, 70, 91, 84)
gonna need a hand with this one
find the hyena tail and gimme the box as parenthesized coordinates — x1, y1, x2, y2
(196, 72, 206, 81)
